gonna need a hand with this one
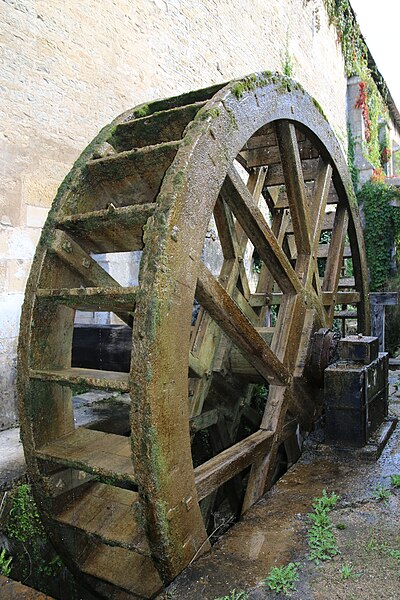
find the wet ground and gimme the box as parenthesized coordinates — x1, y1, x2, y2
(160, 371, 400, 600)
(1, 375, 400, 599)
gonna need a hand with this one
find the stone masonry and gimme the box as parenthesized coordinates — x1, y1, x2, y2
(0, 0, 352, 428)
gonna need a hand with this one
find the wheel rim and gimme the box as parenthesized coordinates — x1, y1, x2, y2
(18, 73, 369, 597)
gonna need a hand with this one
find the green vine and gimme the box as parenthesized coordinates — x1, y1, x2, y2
(358, 181, 400, 290)
(323, 0, 387, 169)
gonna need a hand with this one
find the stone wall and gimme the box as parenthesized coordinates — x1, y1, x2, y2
(0, 0, 348, 429)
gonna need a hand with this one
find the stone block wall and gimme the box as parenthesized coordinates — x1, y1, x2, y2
(0, 0, 348, 429)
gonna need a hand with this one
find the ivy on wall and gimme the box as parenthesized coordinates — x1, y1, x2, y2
(358, 181, 400, 291)
(323, 0, 388, 170)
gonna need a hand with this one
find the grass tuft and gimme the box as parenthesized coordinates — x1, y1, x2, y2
(264, 562, 300, 595)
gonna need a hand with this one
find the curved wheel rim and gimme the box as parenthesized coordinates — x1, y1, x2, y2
(132, 75, 369, 577)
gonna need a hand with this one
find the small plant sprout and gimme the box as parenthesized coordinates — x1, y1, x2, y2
(264, 562, 300, 595)
(390, 474, 400, 489)
(373, 483, 391, 503)
(0, 548, 12, 577)
(214, 590, 248, 600)
(336, 523, 347, 530)
(307, 490, 340, 563)
(340, 563, 356, 580)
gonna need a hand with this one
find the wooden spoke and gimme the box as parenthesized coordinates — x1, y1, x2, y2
(195, 429, 273, 501)
(322, 204, 349, 323)
(213, 196, 237, 260)
(196, 262, 291, 386)
(310, 159, 333, 244)
(276, 121, 312, 255)
(221, 166, 302, 295)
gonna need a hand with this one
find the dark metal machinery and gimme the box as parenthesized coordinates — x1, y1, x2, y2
(324, 335, 388, 447)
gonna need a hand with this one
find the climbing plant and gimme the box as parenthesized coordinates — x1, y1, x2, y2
(358, 181, 400, 290)
(323, 0, 388, 170)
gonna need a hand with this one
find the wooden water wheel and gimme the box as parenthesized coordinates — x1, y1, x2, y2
(18, 73, 369, 599)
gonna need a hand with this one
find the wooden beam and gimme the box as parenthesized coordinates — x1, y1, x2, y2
(194, 429, 273, 501)
(49, 229, 133, 326)
(190, 409, 219, 434)
(188, 352, 208, 379)
(322, 291, 361, 305)
(276, 121, 311, 255)
(196, 262, 291, 386)
(221, 167, 302, 295)
(322, 205, 349, 294)
(37, 286, 138, 312)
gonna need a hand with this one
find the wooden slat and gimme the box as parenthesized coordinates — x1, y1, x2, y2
(231, 327, 274, 379)
(188, 352, 208, 378)
(242, 139, 319, 168)
(339, 277, 355, 288)
(286, 211, 335, 234)
(49, 230, 132, 327)
(318, 244, 351, 258)
(82, 543, 162, 598)
(221, 167, 302, 295)
(213, 196, 237, 260)
(196, 262, 290, 386)
(334, 310, 357, 318)
(231, 287, 259, 324)
(83, 141, 180, 210)
(194, 429, 274, 501)
(37, 286, 138, 312)
(264, 157, 320, 186)
(55, 482, 149, 554)
(30, 367, 129, 392)
(57, 204, 155, 253)
(322, 291, 360, 305)
(276, 121, 311, 254)
(190, 409, 219, 433)
(110, 102, 206, 151)
(322, 205, 349, 294)
(274, 181, 339, 209)
(36, 428, 135, 484)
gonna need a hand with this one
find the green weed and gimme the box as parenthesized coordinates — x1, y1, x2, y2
(214, 590, 248, 600)
(264, 562, 300, 595)
(373, 483, 391, 503)
(0, 548, 12, 577)
(340, 563, 357, 580)
(390, 474, 400, 488)
(307, 490, 340, 563)
(5, 484, 63, 578)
